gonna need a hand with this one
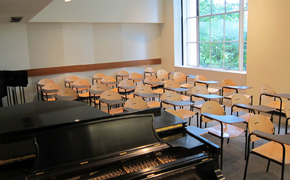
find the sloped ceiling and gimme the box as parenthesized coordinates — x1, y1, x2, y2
(0, 0, 52, 23)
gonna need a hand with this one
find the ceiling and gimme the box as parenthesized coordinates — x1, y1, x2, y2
(0, 0, 53, 23)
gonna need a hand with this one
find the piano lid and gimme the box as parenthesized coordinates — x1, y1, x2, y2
(32, 114, 162, 173)
(0, 101, 111, 137)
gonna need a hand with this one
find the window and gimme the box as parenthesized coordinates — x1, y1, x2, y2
(182, 0, 248, 71)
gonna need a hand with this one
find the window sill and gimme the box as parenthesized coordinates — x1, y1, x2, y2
(175, 65, 247, 75)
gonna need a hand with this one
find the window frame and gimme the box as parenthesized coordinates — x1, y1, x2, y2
(182, 0, 248, 72)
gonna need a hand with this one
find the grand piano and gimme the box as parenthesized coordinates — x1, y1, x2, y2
(0, 101, 224, 180)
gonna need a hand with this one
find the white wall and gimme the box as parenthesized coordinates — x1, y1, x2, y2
(30, 0, 164, 23)
(246, 0, 290, 105)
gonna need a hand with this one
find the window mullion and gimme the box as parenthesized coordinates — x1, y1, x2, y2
(239, 0, 244, 71)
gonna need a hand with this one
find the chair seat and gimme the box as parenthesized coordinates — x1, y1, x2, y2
(153, 88, 164, 94)
(147, 101, 160, 108)
(180, 83, 193, 89)
(78, 92, 90, 98)
(207, 124, 244, 138)
(193, 104, 202, 109)
(239, 113, 254, 123)
(181, 95, 190, 101)
(252, 141, 290, 164)
(176, 109, 196, 119)
(102, 107, 124, 114)
(119, 88, 135, 93)
(208, 87, 220, 94)
(122, 94, 134, 99)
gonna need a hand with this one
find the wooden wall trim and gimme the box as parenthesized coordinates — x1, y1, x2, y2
(26, 58, 161, 77)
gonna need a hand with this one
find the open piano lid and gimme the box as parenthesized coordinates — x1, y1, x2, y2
(31, 114, 165, 176)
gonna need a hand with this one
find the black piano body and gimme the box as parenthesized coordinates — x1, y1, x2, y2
(0, 101, 224, 180)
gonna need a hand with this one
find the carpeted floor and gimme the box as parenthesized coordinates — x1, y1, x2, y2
(190, 106, 290, 180)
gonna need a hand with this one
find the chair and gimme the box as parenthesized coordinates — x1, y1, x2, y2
(172, 72, 194, 89)
(101, 76, 117, 89)
(124, 97, 149, 110)
(164, 80, 190, 101)
(92, 73, 106, 85)
(156, 69, 169, 82)
(118, 79, 136, 99)
(129, 72, 143, 85)
(200, 101, 225, 128)
(41, 82, 61, 101)
(37, 78, 54, 101)
(161, 91, 197, 126)
(89, 83, 109, 107)
(64, 76, 79, 88)
(222, 79, 252, 105)
(144, 76, 164, 99)
(99, 90, 124, 114)
(55, 88, 78, 101)
(116, 70, 129, 82)
(194, 74, 220, 94)
(134, 84, 160, 108)
(260, 84, 286, 134)
(72, 79, 91, 103)
(244, 114, 290, 180)
(144, 67, 156, 77)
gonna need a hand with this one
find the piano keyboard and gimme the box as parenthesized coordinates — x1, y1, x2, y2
(61, 149, 201, 180)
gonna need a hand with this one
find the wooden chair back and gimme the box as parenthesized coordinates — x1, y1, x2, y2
(260, 84, 276, 101)
(124, 97, 148, 109)
(100, 90, 122, 100)
(117, 70, 129, 76)
(42, 82, 61, 92)
(157, 69, 169, 81)
(222, 79, 236, 93)
(231, 94, 251, 112)
(164, 80, 181, 88)
(201, 101, 225, 123)
(90, 83, 109, 92)
(144, 67, 155, 77)
(118, 79, 135, 87)
(38, 78, 54, 86)
(248, 114, 275, 142)
(166, 109, 184, 119)
(161, 91, 182, 101)
(129, 72, 143, 84)
(173, 72, 187, 83)
(135, 84, 154, 94)
(57, 88, 78, 100)
(65, 76, 79, 82)
(194, 74, 207, 86)
(101, 76, 116, 83)
(72, 79, 90, 92)
(144, 76, 159, 83)
(93, 73, 106, 79)
(191, 86, 209, 101)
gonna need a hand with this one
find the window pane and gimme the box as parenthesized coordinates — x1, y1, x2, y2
(199, 43, 210, 67)
(225, 13, 239, 41)
(187, 0, 197, 17)
(210, 43, 224, 68)
(226, 0, 239, 12)
(188, 43, 197, 66)
(188, 18, 197, 42)
(211, 15, 224, 42)
(244, 11, 248, 41)
(199, 17, 210, 42)
(243, 42, 247, 70)
(212, 0, 225, 14)
(199, 0, 211, 16)
(244, 0, 248, 10)
(225, 42, 239, 70)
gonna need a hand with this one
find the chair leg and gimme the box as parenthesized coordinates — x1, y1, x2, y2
(227, 138, 230, 144)
(266, 160, 270, 172)
(243, 137, 251, 180)
(189, 117, 191, 126)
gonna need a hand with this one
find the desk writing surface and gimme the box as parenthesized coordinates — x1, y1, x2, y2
(161, 100, 193, 106)
(165, 87, 189, 92)
(134, 92, 159, 98)
(233, 103, 276, 112)
(0, 101, 111, 136)
(201, 113, 246, 124)
(223, 85, 252, 90)
(191, 93, 223, 100)
(99, 98, 125, 105)
(195, 80, 219, 84)
(262, 92, 290, 99)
